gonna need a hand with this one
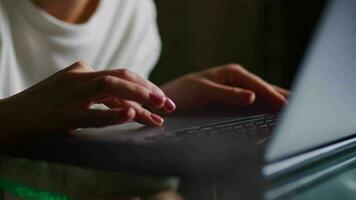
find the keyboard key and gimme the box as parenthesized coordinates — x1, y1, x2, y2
(159, 114, 279, 142)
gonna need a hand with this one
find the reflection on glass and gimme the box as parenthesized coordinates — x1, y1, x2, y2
(0, 157, 182, 200)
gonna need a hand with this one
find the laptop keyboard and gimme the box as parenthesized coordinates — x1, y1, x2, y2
(173, 114, 278, 138)
(145, 114, 278, 143)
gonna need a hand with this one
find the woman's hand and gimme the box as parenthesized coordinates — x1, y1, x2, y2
(0, 62, 176, 142)
(161, 64, 289, 111)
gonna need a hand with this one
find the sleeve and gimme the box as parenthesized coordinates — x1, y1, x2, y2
(108, 0, 162, 79)
(133, 0, 162, 79)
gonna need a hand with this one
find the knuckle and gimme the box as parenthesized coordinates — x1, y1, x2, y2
(142, 109, 152, 118)
(185, 74, 199, 83)
(73, 61, 90, 69)
(153, 87, 165, 96)
(97, 75, 116, 91)
(134, 106, 150, 117)
(248, 72, 263, 81)
(225, 63, 253, 77)
(225, 63, 243, 71)
(133, 85, 148, 97)
(66, 61, 93, 73)
(117, 69, 134, 79)
(101, 75, 116, 84)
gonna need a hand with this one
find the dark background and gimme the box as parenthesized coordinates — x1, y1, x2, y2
(150, 0, 326, 88)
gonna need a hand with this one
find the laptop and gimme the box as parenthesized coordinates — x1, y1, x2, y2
(3, 0, 356, 198)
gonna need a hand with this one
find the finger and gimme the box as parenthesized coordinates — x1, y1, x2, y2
(200, 78, 256, 106)
(101, 95, 175, 114)
(67, 68, 176, 113)
(76, 75, 167, 110)
(99, 97, 122, 108)
(148, 97, 176, 114)
(119, 101, 164, 127)
(272, 85, 290, 97)
(226, 65, 287, 108)
(79, 69, 165, 96)
(99, 99, 165, 126)
(92, 70, 176, 112)
(72, 108, 136, 129)
(163, 97, 177, 113)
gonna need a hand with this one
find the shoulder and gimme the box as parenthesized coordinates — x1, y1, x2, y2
(0, 1, 10, 37)
(117, 0, 158, 20)
(0, 2, 5, 52)
(135, 0, 158, 17)
(105, 0, 159, 36)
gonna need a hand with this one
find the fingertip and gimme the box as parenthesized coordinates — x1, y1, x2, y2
(282, 97, 288, 104)
(164, 98, 177, 113)
(240, 91, 256, 105)
(281, 98, 289, 107)
(150, 113, 164, 126)
(272, 96, 288, 110)
(247, 92, 256, 105)
(278, 93, 289, 104)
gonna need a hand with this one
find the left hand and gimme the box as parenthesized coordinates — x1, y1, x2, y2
(161, 64, 289, 111)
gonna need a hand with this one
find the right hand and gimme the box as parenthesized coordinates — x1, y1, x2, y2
(0, 62, 176, 142)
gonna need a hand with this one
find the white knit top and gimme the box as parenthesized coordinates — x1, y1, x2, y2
(0, 0, 161, 98)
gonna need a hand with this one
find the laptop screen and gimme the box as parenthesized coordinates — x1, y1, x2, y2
(266, 0, 356, 162)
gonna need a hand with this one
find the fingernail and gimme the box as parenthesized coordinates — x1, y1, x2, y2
(165, 98, 176, 113)
(149, 93, 166, 105)
(273, 97, 288, 110)
(278, 96, 288, 105)
(282, 98, 288, 105)
(242, 92, 255, 104)
(150, 114, 164, 126)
